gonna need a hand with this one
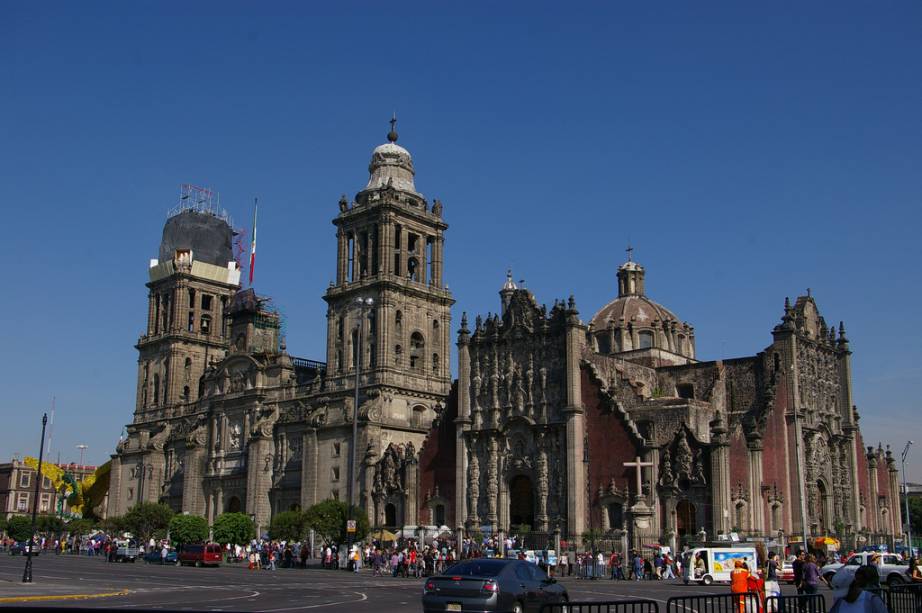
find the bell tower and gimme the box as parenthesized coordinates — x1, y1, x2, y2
(323, 119, 454, 422)
(135, 186, 241, 421)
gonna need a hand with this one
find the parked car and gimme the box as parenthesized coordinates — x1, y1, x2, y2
(114, 539, 140, 562)
(422, 558, 568, 613)
(143, 549, 178, 564)
(9, 542, 40, 556)
(779, 557, 795, 584)
(178, 543, 223, 567)
(820, 551, 909, 586)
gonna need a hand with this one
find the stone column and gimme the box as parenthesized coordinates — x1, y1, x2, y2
(336, 227, 347, 285)
(246, 434, 274, 536)
(867, 449, 879, 534)
(455, 315, 472, 528)
(215, 487, 224, 516)
(182, 445, 207, 516)
(205, 486, 213, 524)
(404, 456, 419, 527)
(887, 452, 902, 542)
(563, 297, 586, 540)
(710, 413, 731, 535)
(301, 428, 318, 511)
(108, 454, 123, 517)
(747, 434, 765, 535)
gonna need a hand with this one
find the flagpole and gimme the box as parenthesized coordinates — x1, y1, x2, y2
(249, 198, 258, 286)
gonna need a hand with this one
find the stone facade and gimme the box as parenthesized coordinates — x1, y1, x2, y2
(108, 125, 901, 550)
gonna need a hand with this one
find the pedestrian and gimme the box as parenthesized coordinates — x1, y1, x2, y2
(801, 554, 820, 595)
(764, 552, 782, 610)
(828, 565, 888, 613)
(730, 559, 751, 613)
(662, 553, 676, 580)
(559, 550, 569, 577)
(633, 552, 644, 581)
(910, 557, 922, 583)
(792, 550, 806, 596)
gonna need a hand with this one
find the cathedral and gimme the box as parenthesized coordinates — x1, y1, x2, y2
(107, 123, 902, 552)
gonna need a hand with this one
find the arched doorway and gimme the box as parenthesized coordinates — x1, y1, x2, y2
(385, 503, 397, 528)
(816, 480, 828, 533)
(226, 496, 242, 513)
(676, 499, 696, 536)
(509, 476, 535, 530)
(607, 503, 624, 530)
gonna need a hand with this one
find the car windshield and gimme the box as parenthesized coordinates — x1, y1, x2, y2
(443, 560, 507, 577)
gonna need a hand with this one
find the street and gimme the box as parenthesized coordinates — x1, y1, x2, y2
(0, 554, 816, 611)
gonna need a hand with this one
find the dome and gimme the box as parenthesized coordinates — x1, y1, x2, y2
(588, 258, 696, 359)
(589, 294, 681, 330)
(363, 120, 420, 195)
(159, 209, 234, 267)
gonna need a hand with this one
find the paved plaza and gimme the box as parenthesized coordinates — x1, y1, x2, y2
(0, 554, 814, 611)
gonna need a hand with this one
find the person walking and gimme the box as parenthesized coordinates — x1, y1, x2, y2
(792, 550, 806, 597)
(632, 552, 644, 581)
(801, 554, 821, 595)
(730, 559, 751, 613)
(662, 553, 676, 580)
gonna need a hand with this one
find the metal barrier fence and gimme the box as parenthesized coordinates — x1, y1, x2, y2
(540, 599, 659, 613)
(887, 583, 922, 613)
(764, 594, 826, 613)
(666, 592, 761, 613)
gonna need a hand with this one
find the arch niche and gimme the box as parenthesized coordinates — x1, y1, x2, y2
(509, 475, 535, 530)
(676, 499, 696, 537)
(226, 496, 242, 513)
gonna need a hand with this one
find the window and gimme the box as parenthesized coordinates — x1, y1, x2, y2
(332, 442, 341, 457)
(410, 332, 425, 370)
(434, 504, 445, 526)
(201, 294, 212, 311)
(188, 312, 195, 332)
(20, 472, 31, 488)
(183, 386, 190, 402)
(43, 476, 51, 489)
(432, 353, 440, 373)
(153, 374, 160, 405)
(677, 384, 695, 399)
(433, 319, 439, 331)
(188, 288, 196, 309)
(638, 331, 654, 349)
(331, 466, 340, 481)
(17, 492, 29, 511)
(40, 493, 51, 512)
(184, 357, 192, 378)
(407, 257, 419, 281)
(394, 344, 402, 365)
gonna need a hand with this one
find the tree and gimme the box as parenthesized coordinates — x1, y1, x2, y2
(0, 515, 6, 535)
(269, 510, 307, 542)
(907, 496, 922, 539)
(212, 513, 255, 546)
(99, 515, 127, 535)
(66, 518, 95, 536)
(37, 515, 65, 535)
(303, 499, 369, 545)
(7, 515, 34, 542)
(168, 514, 209, 546)
(123, 502, 174, 543)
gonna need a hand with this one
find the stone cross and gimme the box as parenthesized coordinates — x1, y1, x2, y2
(626, 244, 634, 262)
(623, 455, 653, 500)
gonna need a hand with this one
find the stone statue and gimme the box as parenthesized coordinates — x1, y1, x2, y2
(659, 448, 675, 488)
(381, 447, 398, 490)
(691, 449, 706, 485)
(432, 199, 442, 216)
(675, 430, 693, 479)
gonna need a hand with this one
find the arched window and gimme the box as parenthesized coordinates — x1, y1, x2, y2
(385, 503, 397, 527)
(410, 332, 424, 370)
(184, 357, 192, 380)
(432, 353, 439, 373)
(433, 319, 439, 331)
(607, 502, 624, 529)
(182, 386, 190, 402)
(394, 344, 402, 365)
(395, 310, 402, 328)
(638, 331, 654, 349)
(434, 504, 445, 526)
(153, 374, 160, 405)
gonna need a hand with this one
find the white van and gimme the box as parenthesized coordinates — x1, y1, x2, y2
(682, 547, 757, 585)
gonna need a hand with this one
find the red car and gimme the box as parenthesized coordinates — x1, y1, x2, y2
(178, 543, 223, 567)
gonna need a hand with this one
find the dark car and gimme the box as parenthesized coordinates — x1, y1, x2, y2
(9, 542, 40, 556)
(178, 543, 223, 567)
(422, 558, 567, 613)
(143, 549, 178, 564)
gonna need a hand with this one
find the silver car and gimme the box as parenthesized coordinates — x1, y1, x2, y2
(422, 558, 568, 613)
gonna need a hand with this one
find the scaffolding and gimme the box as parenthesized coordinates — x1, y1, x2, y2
(167, 183, 233, 226)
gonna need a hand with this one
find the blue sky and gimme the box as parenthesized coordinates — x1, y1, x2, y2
(2, 2, 920, 475)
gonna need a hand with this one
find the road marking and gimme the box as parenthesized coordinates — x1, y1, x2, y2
(261, 591, 368, 611)
(0, 589, 130, 603)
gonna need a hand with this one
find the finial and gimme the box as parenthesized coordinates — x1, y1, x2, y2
(784, 296, 791, 310)
(626, 243, 634, 262)
(806, 287, 812, 297)
(387, 112, 398, 143)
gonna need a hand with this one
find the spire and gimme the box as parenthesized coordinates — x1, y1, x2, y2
(617, 252, 645, 297)
(502, 269, 518, 291)
(387, 113, 398, 143)
(500, 269, 518, 315)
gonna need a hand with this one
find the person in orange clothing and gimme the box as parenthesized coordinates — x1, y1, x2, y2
(730, 559, 751, 613)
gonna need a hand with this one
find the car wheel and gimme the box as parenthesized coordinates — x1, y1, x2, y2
(702, 574, 713, 586)
(887, 574, 905, 587)
(511, 602, 525, 613)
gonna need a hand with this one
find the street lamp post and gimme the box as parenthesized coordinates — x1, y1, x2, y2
(902, 441, 913, 552)
(23, 413, 49, 583)
(76, 444, 88, 466)
(347, 297, 373, 548)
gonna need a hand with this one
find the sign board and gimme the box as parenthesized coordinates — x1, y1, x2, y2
(346, 520, 356, 533)
(547, 550, 558, 566)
